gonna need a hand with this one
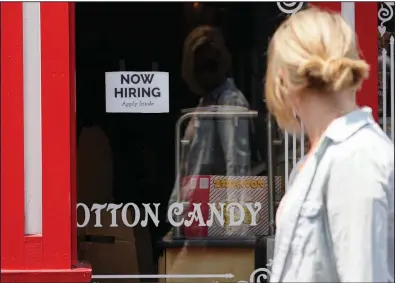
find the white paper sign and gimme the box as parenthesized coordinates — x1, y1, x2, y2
(105, 71, 169, 113)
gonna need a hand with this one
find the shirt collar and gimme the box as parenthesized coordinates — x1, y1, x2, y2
(324, 106, 374, 143)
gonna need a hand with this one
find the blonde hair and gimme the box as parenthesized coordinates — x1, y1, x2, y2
(265, 8, 370, 131)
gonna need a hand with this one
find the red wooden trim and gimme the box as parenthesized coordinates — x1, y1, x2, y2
(310, 2, 341, 12)
(355, 2, 379, 121)
(24, 235, 43, 269)
(1, 266, 92, 283)
(68, 2, 78, 265)
(0, 2, 25, 269)
(41, 2, 71, 268)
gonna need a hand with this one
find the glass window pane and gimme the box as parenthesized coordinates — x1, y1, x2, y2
(75, 2, 308, 282)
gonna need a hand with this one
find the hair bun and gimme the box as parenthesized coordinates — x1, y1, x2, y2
(298, 56, 370, 92)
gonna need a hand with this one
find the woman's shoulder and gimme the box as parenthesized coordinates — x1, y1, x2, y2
(217, 80, 249, 108)
(327, 122, 393, 186)
(343, 122, 391, 159)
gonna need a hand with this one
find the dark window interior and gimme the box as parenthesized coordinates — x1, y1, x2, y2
(75, 1, 287, 268)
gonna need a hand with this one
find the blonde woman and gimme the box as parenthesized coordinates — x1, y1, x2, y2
(266, 8, 394, 282)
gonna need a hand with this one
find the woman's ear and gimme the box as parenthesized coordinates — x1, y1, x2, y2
(277, 69, 292, 105)
(279, 68, 302, 116)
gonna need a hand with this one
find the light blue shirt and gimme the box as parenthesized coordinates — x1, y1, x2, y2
(271, 107, 394, 282)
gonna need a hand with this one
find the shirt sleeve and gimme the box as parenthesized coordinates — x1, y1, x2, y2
(326, 150, 393, 282)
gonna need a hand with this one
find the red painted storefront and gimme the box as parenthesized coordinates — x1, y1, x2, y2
(1, 2, 90, 282)
(0, 2, 378, 282)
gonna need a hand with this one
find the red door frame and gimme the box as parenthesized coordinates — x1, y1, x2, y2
(0, 2, 90, 282)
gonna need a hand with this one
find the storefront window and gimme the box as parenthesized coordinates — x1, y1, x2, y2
(73, 2, 311, 282)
